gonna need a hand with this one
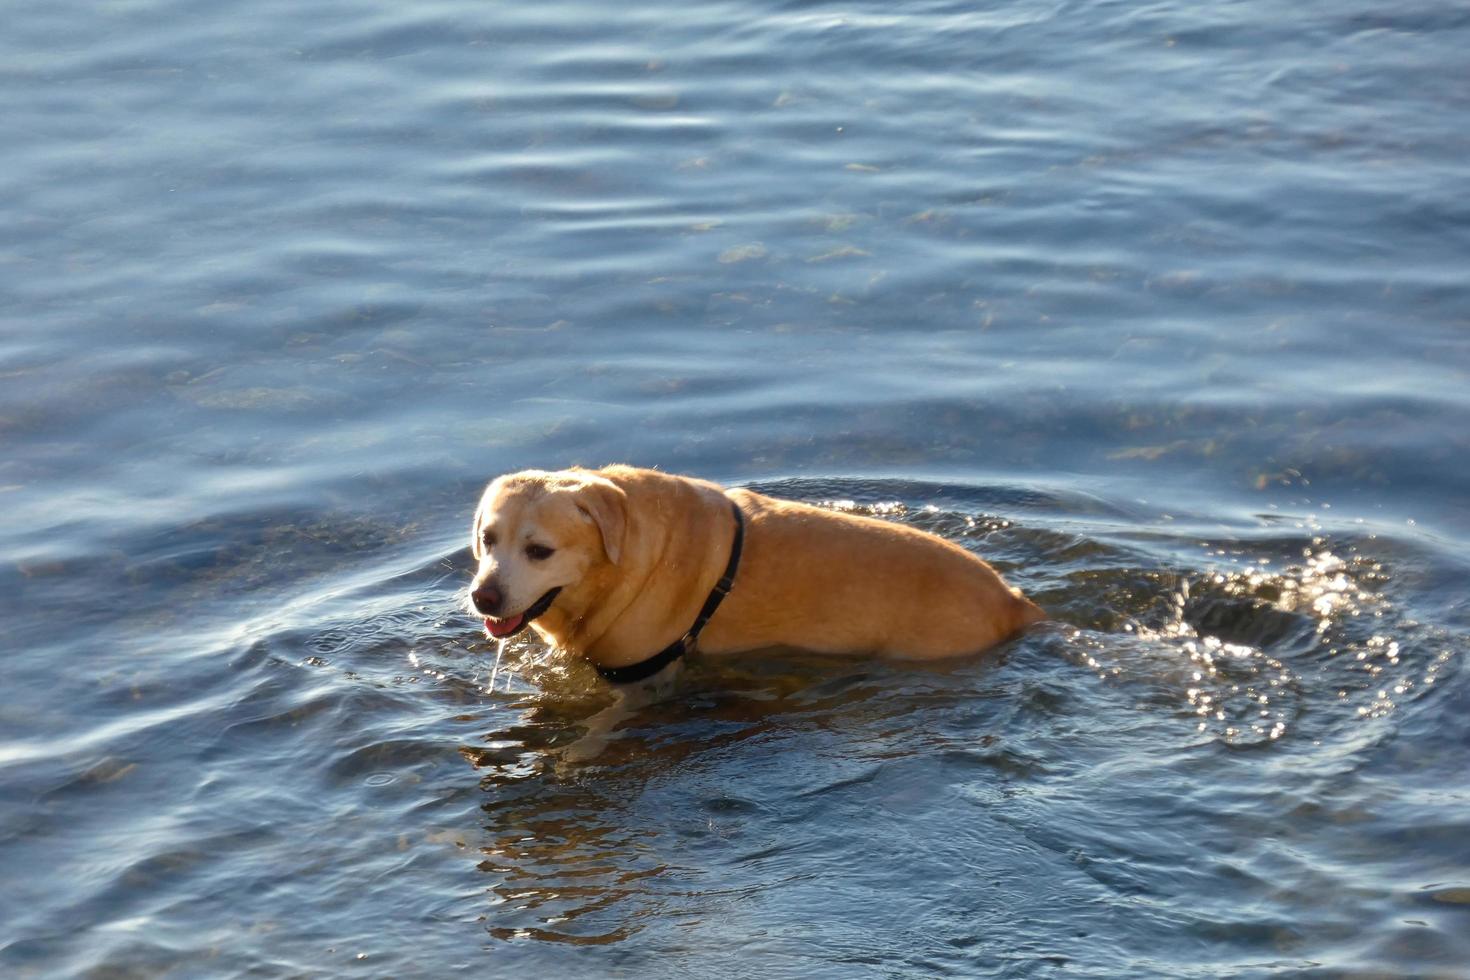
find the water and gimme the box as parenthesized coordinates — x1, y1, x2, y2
(3, 0, 1468, 975)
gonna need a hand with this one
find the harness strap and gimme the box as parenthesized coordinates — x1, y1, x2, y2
(596, 498, 745, 685)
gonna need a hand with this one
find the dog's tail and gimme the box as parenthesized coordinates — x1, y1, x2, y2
(1011, 588, 1048, 629)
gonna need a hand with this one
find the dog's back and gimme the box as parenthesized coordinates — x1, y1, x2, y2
(699, 486, 1043, 659)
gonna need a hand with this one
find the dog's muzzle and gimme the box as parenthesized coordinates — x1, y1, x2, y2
(483, 586, 562, 639)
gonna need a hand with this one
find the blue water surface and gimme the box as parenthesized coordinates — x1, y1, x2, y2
(2, 0, 1468, 976)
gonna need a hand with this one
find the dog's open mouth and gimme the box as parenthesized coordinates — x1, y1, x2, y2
(483, 586, 563, 639)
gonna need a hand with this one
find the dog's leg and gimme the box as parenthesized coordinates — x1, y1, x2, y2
(557, 674, 679, 763)
(558, 694, 636, 763)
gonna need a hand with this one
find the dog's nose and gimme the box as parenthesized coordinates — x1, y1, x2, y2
(471, 582, 502, 615)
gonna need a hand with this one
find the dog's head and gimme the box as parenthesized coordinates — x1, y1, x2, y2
(467, 469, 626, 638)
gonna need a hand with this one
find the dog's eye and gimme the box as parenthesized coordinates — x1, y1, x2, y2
(524, 543, 555, 561)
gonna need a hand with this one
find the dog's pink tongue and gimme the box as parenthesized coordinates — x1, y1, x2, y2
(484, 614, 523, 638)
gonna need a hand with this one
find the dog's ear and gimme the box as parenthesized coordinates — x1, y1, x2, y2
(574, 476, 627, 565)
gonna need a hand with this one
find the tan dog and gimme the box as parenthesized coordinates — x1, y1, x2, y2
(467, 465, 1043, 681)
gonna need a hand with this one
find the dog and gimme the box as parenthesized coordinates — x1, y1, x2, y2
(467, 465, 1044, 683)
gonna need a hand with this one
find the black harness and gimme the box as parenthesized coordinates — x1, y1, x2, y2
(595, 498, 746, 685)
